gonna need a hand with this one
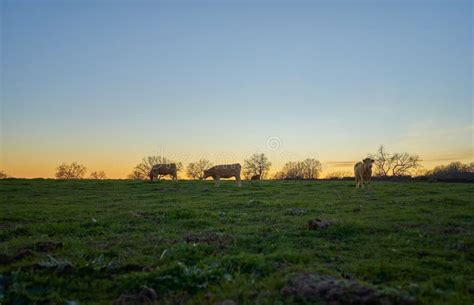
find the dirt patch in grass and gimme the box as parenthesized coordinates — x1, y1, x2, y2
(106, 263, 154, 274)
(35, 241, 64, 252)
(185, 233, 232, 243)
(308, 219, 332, 230)
(0, 223, 11, 229)
(113, 287, 158, 305)
(281, 272, 416, 305)
(441, 225, 465, 235)
(184, 233, 234, 252)
(0, 241, 63, 265)
(0, 249, 34, 265)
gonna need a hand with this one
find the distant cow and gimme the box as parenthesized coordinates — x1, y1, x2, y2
(149, 163, 177, 181)
(354, 158, 375, 189)
(250, 174, 261, 180)
(203, 164, 241, 187)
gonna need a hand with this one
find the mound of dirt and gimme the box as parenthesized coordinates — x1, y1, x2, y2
(184, 233, 233, 247)
(308, 219, 332, 230)
(0, 249, 34, 265)
(0, 241, 63, 265)
(281, 273, 416, 305)
(35, 241, 64, 252)
(105, 263, 154, 274)
(113, 287, 158, 305)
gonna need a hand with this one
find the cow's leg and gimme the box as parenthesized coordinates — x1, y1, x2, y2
(215, 177, 220, 187)
(236, 175, 241, 187)
(355, 175, 361, 188)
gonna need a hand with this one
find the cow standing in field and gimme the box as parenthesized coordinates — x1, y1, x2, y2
(354, 158, 375, 189)
(203, 164, 241, 187)
(250, 174, 261, 180)
(149, 163, 177, 181)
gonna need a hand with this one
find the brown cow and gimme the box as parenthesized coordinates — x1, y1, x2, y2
(354, 158, 375, 189)
(203, 163, 241, 187)
(149, 163, 177, 181)
(250, 174, 261, 180)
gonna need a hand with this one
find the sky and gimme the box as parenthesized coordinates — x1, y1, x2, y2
(1, 0, 473, 178)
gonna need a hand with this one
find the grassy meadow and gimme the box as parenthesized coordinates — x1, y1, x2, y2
(0, 179, 473, 305)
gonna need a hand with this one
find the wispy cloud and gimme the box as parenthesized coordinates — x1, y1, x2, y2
(423, 149, 474, 162)
(399, 124, 473, 146)
(325, 161, 356, 167)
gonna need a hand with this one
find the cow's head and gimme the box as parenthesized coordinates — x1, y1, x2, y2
(202, 169, 211, 179)
(363, 158, 375, 170)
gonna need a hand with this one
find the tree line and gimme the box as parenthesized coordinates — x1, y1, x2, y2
(1, 145, 472, 181)
(425, 162, 474, 182)
(124, 145, 426, 181)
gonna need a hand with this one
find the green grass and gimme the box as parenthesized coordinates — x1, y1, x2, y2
(1, 179, 473, 305)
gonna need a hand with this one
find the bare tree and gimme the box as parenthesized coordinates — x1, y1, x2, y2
(128, 170, 145, 180)
(273, 171, 284, 180)
(243, 153, 272, 179)
(274, 158, 322, 180)
(371, 145, 391, 176)
(371, 145, 421, 177)
(90, 171, 107, 179)
(128, 155, 182, 180)
(284, 161, 305, 179)
(0, 171, 8, 179)
(390, 152, 421, 176)
(186, 159, 213, 180)
(302, 158, 322, 180)
(55, 162, 87, 179)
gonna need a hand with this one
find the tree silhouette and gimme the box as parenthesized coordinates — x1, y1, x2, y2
(0, 171, 8, 179)
(186, 159, 213, 180)
(128, 155, 182, 180)
(275, 161, 304, 180)
(55, 162, 87, 179)
(90, 171, 107, 179)
(274, 158, 322, 180)
(371, 145, 421, 176)
(427, 161, 474, 180)
(243, 153, 272, 179)
(302, 158, 322, 180)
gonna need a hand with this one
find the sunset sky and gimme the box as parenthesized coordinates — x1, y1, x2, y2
(1, 0, 473, 178)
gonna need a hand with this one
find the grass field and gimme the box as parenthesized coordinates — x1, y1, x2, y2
(1, 179, 473, 305)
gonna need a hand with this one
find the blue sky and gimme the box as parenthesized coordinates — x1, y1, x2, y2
(1, 0, 472, 177)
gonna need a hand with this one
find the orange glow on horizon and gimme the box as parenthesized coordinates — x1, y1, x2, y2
(2, 150, 472, 179)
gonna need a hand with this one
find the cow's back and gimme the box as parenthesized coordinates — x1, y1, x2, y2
(209, 163, 241, 177)
(151, 163, 176, 175)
